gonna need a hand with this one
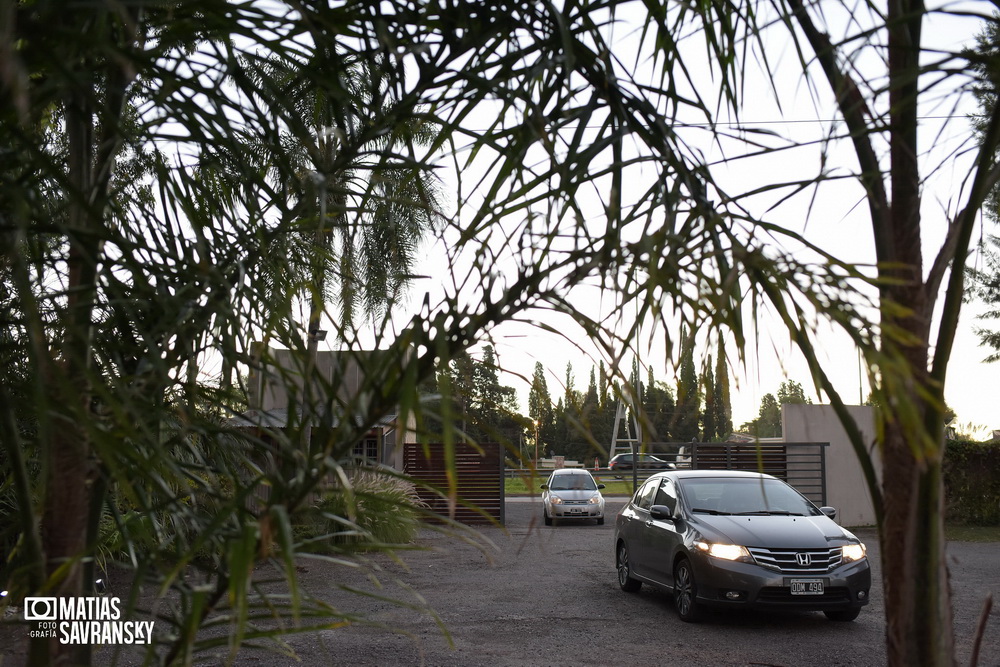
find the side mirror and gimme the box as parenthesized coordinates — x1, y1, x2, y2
(597, 484, 606, 489)
(649, 505, 675, 521)
(820, 507, 837, 520)
(540, 484, 548, 490)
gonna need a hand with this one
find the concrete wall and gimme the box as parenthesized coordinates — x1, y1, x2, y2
(250, 346, 374, 413)
(246, 345, 414, 467)
(782, 404, 880, 526)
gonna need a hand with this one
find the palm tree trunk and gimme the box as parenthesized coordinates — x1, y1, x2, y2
(879, 1, 955, 660)
(31, 88, 99, 667)
(29, 38, 131, 662)
(300, 180, 331, 462)
(880, 382, 954, 665)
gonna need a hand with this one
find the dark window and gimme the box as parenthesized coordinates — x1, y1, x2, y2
(678, 478, 820, 516)
(653, 479, 677, 514)
(634, 479, 659, 511)
(354, 436, 378, 462)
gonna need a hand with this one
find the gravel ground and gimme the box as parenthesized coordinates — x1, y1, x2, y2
(2, 499, 998, 666)
(235, 499, 999, 667)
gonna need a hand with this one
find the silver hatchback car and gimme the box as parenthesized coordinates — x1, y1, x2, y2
(541, 468, 606, 525)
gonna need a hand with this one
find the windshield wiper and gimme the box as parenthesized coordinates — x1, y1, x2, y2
(733, 510, 804, 516)
(692, 508, 732, 515)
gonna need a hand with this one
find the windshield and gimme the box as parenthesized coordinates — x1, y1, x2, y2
(549, 475, 598, 491)
(679, 477, 820, 516)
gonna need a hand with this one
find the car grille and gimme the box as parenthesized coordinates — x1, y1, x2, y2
(747, 547, 843, 574)
(561, 500, 590, 505)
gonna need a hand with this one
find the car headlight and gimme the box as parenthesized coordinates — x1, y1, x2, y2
(549, 496, 563, 504)
(587, 496, 602, 505)
(842, 543, 867, 562)
(695, 541, 752, 562)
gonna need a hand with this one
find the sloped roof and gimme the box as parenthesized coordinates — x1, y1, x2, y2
(227, 408, 398, 430)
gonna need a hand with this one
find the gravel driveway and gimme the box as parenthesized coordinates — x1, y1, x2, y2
(239, 498, 999, 667)
(2, 499, 996, 666)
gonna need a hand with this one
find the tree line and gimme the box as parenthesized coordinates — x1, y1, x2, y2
(425, 332, 744, 464)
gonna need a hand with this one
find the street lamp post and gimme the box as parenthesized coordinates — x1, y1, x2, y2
(533, 419, 540, 466)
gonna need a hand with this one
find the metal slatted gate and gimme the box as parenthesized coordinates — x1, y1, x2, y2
(635, 442, 829, 506)
(403, 443, 505, 525)
(688, 442, 828, 506)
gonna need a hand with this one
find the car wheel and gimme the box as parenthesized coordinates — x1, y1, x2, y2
(616, 542, 642, 592)
(673, 557, 702, 622)
(597, 517, 605, 526)
(824, 608, 861, 622)
(544, 512, 552, 526)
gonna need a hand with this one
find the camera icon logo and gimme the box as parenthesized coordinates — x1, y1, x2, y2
(24, 597, 58, 621)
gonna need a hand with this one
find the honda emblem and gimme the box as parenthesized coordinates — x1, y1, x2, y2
(796, 552, 812, 567)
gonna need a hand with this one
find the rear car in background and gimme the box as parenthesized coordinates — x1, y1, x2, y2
(607, 453, 675, 472)
(541, 468, 606, 525)
(614, 470, 870, 622)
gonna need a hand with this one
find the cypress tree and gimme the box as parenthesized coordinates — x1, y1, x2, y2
(713, 339, 733, 439)
(673, 327, 701, 441)
(702, 356, 717, 441)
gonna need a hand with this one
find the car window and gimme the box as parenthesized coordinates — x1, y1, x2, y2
(679, 480, 725, 510)
(549, 474, 597, 491)
(653, 479, 677, 514)
(678, 477, 820, 516)
(633, 479, 659, 510)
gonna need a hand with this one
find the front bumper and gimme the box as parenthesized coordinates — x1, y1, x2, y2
(548, 503, 604, 519)
(691, 553, 872, 611)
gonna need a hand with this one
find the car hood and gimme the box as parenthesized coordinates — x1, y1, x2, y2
(549, 490, 601, 501)
(694, 514, 852, 548)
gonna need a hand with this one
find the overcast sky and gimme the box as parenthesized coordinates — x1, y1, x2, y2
(395, 2, 998, 437)
(298, 3, 999, 442)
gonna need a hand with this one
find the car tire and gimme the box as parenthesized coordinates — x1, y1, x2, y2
(673, 557, 702, 622)
(544, 512, 552, 526)
(616, 542, 642, 592)
(597, 517, 605, 526)
(824, 608, 861, 622)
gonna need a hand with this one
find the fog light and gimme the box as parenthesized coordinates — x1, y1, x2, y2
(857, 590, 867, 600)
(724, 590, 746, 601)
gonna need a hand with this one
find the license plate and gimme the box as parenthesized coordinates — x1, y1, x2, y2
(569, 508, 582, 513)
(790, 579, 824, 595)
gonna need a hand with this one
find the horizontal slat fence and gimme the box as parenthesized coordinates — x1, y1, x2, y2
(688, 442, 827, 506)
(507, 442, 828, 506)
(404, 443, 505, 525)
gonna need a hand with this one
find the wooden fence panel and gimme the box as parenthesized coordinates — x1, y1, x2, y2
(403, 443, 505, 525)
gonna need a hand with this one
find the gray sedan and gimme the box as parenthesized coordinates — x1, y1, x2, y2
(614, 470, 871, 622)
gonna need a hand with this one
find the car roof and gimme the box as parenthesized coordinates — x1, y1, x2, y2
(612, 452, 662, 457)
(649, 469, 778, 481)
(549, 468, 594, 475)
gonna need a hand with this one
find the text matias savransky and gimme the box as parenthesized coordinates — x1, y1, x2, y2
(25, 596, 155, 645)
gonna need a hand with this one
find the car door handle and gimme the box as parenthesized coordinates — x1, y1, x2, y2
(644, 520, 653, 527)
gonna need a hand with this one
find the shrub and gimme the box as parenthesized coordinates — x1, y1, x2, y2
(294, 469, 428, 552)
(943, 440, 1000, 526)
